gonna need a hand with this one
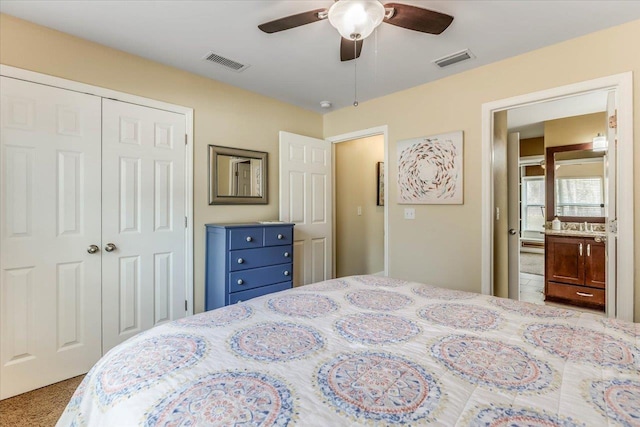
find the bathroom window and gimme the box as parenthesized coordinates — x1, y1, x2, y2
(555, 177, 604, 217)
(522, 177, 545, 232)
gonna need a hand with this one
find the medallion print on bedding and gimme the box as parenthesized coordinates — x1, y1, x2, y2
(602, 318, 640, 338)
(316, 352, 442, 423)
(145, 371, 294, 427)
(351, 275, 408, 287)
(174, 304, 253, 328)
(588, 379, 640, 427)
(467, 406, 584, 427)
(298, 278, 349, 291)
(431, 335, 555, 392)
(230, 322, 324, 362)
(267, 294, 338, 318)
(418, 303, 502, 331)
(524, 324, 639, 369)
(334, 313, 421, 345)
(345, 289, 413, 311)
(95, 334, 207, 406)
(491, 297, 576, 318)
(412, 285, 476, 300)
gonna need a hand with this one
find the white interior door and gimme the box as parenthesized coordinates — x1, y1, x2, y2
(101, 99, 186, 352)
(279, 131, 332, 286)
(0, 77, 102, 398)
(507, 132, 521, 299)
(605, 90, 617, 316)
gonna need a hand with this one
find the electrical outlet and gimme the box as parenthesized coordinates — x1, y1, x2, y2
(357, 206, 362, 216)
(404, 208, 415, 220)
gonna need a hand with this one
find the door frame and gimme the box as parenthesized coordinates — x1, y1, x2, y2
(481, 72, 634, 321)
(326, 125, 389, 277)
(0, 65, 195, 315)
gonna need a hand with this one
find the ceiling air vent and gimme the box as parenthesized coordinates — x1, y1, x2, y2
(433, 49, 474, 68)
(202, 51, 250, 72)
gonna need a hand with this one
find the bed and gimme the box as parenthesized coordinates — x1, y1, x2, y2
(57, 275, 639, 426)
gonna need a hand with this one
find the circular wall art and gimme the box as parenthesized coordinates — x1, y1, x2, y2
(397, 131, 463, 204)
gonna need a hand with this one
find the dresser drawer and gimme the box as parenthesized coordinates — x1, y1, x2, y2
(546, 281, 605, 308)
(228, 281, 291, 305)
(229, 227, 264, 250)
(264, 226, 293, 246)
(230, 263, 292, 293)
(229, 245, 292, 271)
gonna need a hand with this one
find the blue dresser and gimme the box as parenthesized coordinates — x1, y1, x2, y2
(205, 222, 294, 310)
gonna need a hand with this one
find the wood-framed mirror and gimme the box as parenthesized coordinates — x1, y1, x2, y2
(208, 145, 268, 205)
(545, 142, 606, 223)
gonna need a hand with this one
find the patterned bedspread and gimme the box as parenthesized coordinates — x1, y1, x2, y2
(57, 276, 640, 426)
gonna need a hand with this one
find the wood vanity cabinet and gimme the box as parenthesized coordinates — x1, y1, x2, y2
(545, 234, 605, 310)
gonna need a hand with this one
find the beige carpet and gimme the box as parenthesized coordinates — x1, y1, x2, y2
(0, 375, 83, 427)
(520, 252, 544, 276)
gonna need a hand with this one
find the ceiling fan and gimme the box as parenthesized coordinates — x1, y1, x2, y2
(258, 0, 454, 61)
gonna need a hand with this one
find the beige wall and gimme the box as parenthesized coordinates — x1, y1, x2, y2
(335, 136, 384, 277)
(0, 14, 323, 313)
(323, 19, 640, 321)
(520, 137, 545, 157)
(545, 112, 607, 148)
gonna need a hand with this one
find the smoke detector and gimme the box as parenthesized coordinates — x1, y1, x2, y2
(320, 101, 332, 109)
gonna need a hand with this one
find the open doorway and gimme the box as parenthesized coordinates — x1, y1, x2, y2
(482, 73, 634, 321)
(334, 135, 384, 276)
(509, 106, 609, 314)
(327, 126, 389, 278)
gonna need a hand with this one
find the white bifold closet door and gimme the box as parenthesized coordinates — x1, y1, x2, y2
(0, 78, 187, 399)
(0, 77, 103, 398)
(101, 99, 186, 351)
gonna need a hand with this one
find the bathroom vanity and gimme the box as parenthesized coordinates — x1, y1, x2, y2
(544, 229, 606, 310)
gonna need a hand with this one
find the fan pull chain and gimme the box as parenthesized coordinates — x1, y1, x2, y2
(353, 38, 359, 107)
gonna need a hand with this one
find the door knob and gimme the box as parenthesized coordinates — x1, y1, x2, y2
(105, 243, 117, 252)
(509, 229, 517, 235)
(87, 245, 99, 254)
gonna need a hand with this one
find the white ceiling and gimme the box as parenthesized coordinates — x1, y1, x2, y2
(2, 1, 640, 113)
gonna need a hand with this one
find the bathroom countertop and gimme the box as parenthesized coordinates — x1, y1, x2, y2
(545, 229, 606, 238)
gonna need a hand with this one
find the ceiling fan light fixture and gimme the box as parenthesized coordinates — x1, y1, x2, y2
(328, 0, 385, 40)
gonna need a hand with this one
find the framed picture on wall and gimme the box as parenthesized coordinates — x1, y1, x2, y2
(377, 162, 384, 206)
(397, 131, 463, 204)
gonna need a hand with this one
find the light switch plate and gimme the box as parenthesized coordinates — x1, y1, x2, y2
(404, 208, 415, 220)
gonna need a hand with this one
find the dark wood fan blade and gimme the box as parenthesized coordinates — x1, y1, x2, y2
(258, 9, 327, 33)
(340, 38, 363, 61)
(383, 3, 453, 34)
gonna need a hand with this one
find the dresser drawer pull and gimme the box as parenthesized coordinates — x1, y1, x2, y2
(237, 279, 244, 285)
(579, 243, 583, 256)
(237, 258, 244, 264)
(246, 236, 253, 242)
(576, 291, 594, 297)
(284, 252, 290, 258)
(284, 270, 290, 276)
(277, 234, 284, 240)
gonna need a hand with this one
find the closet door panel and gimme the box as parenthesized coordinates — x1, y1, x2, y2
(0, 77, 102, 399)
(101, 99, 186, 352)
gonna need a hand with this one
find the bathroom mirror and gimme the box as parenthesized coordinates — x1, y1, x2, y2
(209, 145, 267, 204)
(545, 142, 605, 223)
